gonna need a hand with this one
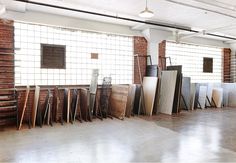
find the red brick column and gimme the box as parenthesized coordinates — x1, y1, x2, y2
(223, 48, 231, 82)
(158, 40, 166, 71)
(0, 19, 14, 85)
(133, 36, 147, 84)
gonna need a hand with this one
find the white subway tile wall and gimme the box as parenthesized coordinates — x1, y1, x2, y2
(14, 22, 133, 85)
(166, 41, 222, 83)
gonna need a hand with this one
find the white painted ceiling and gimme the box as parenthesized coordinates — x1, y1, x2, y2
(1, 0, 236, 41)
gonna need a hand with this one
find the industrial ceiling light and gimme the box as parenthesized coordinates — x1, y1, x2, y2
(139, 0, 154, 18)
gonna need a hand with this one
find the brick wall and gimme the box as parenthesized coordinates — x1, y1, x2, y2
(133, 36, 147, 84)
(0, 19, 14, 86)
(223, 48, 231, 82)
(158, 40, 166, 71)
(17, 88, 65, 123)
(0, 19, 149, 125)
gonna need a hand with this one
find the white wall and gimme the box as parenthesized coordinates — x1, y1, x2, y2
(142, 28, 230, 65)
(2, 10, 232, 67)
(3, 10, 142, 36)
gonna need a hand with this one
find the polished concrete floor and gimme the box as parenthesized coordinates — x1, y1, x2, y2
(1, 108, 236, 162)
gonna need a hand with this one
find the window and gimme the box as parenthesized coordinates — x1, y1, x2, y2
(41, 44, 66, 69)
(166, 41, 222, 83)
(203, 57, 213, 73)
(14, 22, 133, 85)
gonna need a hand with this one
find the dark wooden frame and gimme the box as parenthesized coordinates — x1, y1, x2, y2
(203, 57, 213, 73)
(41, 44, 66, 69)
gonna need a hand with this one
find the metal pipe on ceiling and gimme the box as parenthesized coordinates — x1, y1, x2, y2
(13, 0, 236, 41)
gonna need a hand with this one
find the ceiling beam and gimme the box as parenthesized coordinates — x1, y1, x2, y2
(164, 0, 236, 19)
(180, 25, 236, 40)
(13, 0, 236, 41)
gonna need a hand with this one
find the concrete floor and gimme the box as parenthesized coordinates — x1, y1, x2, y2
(1, 108, 236, 162)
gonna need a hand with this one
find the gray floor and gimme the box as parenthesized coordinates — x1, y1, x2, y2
(1, 108, 236, 162)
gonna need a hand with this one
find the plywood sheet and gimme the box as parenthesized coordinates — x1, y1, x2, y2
(32, 86, 40, 128)
(126, 84, 136, 117)
(142, 77, 158, 116)
(198, 86, 207, 109)
(18, 85, 30, 130)
(110, 85, 129, 119)
(212, 88, 223, 108)
(158, 71, 177, 115)
(67, 89, 71, 123)
(80, 88, 90, 121)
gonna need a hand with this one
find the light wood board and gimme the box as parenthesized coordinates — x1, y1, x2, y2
(32, 86, 40, 128)
(142, 77, 158, 116)
(158, 71, 177, 115)
(212, 88, 223, 108)
(18, 85, 30, 130)
(110, 85, 129, 119)
(67, 89, 71, 123)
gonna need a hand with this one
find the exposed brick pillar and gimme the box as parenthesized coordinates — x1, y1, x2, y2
(223, 48, 231, 83)
(0, 19, 14, 85)
(0, 19, 14, 51)
(133, 36, 147, 84)
(158, 40, 166, 71)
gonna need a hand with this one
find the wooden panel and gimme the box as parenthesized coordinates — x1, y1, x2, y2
(18, 86, 30, 130)
(158, 71, 177, 115)
(67, 89, 71, 123)
(41, 44, 66, 69)
(125, 84, 136, 117)
(32, 86, 40, 127)
(212, 88, 223, 108)
(142, 77, 158, 116)
(110, 85, 129, 119)
(80, 88, 89, 121)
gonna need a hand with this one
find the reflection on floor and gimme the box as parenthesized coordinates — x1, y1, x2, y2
(1, 108, 236, 162)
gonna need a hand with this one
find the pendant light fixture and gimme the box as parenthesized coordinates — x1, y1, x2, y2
(139, 0, 154, 18)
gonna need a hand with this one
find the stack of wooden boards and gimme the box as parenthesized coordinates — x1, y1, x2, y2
(18, 84, 140, 129)
(0, 47, 18, 127)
